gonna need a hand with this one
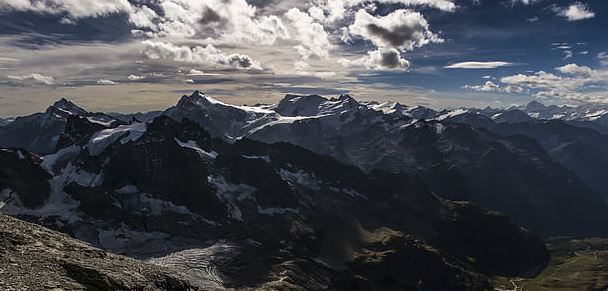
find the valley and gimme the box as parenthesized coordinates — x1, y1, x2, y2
(494, 237, 608, 291)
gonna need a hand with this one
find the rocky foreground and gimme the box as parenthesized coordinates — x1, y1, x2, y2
(0, 214, 205, 290)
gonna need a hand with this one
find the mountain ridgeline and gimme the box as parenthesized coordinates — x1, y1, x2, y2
(1, 91, 607, 289)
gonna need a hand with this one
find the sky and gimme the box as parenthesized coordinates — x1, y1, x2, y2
(0, 0, 606, 117)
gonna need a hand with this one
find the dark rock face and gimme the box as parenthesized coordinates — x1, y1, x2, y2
(246, 101, 608, 236)
(161, 93, 608, 236)
(407, 123, 608, 236)
(2, 116, 549, 290)
(56, 115, 109, 150)
(482, 120, 608, 199)
(0, 149, 51, 208)
(0, 214, 204, 290)
(0, 111, 66, 154)
(99, 117, 226, 217)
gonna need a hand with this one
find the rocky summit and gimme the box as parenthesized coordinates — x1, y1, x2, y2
(0, 213, 203, 290)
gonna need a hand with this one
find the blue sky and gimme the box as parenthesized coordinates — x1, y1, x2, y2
(0, 0, 606, 116)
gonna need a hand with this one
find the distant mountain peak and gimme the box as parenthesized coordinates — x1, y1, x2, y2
(276, 94, 327, 117)
(525, 100, 546, 111)
(338, 94, 353, 100)
(177, 91, 221, 109)
(46, 98, 88, 117)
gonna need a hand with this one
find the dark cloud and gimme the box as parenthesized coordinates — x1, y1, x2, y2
(200, 7, 228, 27)
(379, 49, 403, 68)
(228, 55, 254, 69)
(366, 22, 426, 48)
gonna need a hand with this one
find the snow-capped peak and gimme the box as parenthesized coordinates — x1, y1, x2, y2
(276, 94, 327, 117)
(368, 101, 409, 115)
(177, 91, 221, 108)
(177, 91, 272, 115)
(46, 98, 89, 117)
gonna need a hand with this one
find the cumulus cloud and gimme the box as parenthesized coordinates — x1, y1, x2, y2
(499, 64, 608, 103)
(464, 81, 499, 92)
(338, 8, 441, 70)
(554, 2, 595, 21)
(97, 79, 119, 85)
(348, 9, 443, 51)
(0, 0, 291, 46)
(142, 41, 264, 71)
(284, 8, 332, 60)
(339, 48, 410, 70)
(7, 73, 55, 85)
(445, 61, 513, 69)
(312, 0, 456, 23)
(146, 0, 290, 45)
(463, 81, 524, 94)
(0, 0, 132, 18)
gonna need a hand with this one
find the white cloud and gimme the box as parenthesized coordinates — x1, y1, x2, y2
(464, 81, 500, 92)
(555, 2, 595, 21)
(445, 61, 513, 69)
(97, 79, 119, 85)
(0, 0, 132, 18)
(463, 81, 524, 94)
(339, 48, 409, 70)
(7, 73, 55, 85)
(284, 8, 332, 60)
(510, 0, 542, 5)
(127, 75, 145, 81)
(599, 52, 608, 66)
(527, 16, 539, 22)
(147, 0, 290, 45)
(312, 0, 456, 23)
(186, 69, 220, 76)
(499, 64, 608, 103)
(142, 41, 264, 71)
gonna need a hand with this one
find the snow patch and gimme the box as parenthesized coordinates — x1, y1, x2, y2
(242, 155, 271, 163)
(86, 115, 116, 127)
(208, 176, 257, 221)
(434, 123, 446, 134)
(88, 123, 147, 155)
(115, 185, 138, 194)
(436, 108, 469, 121)
(174, 139, 218, 160)
(2, 162, 83, 223)
(257, 206, 299, 215)
(61, 163, 104, 187)
(41, 145, 80, 173)
(279, 169, 321, 190)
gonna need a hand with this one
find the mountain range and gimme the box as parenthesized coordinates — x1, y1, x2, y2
(2, 91, 608, 289)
